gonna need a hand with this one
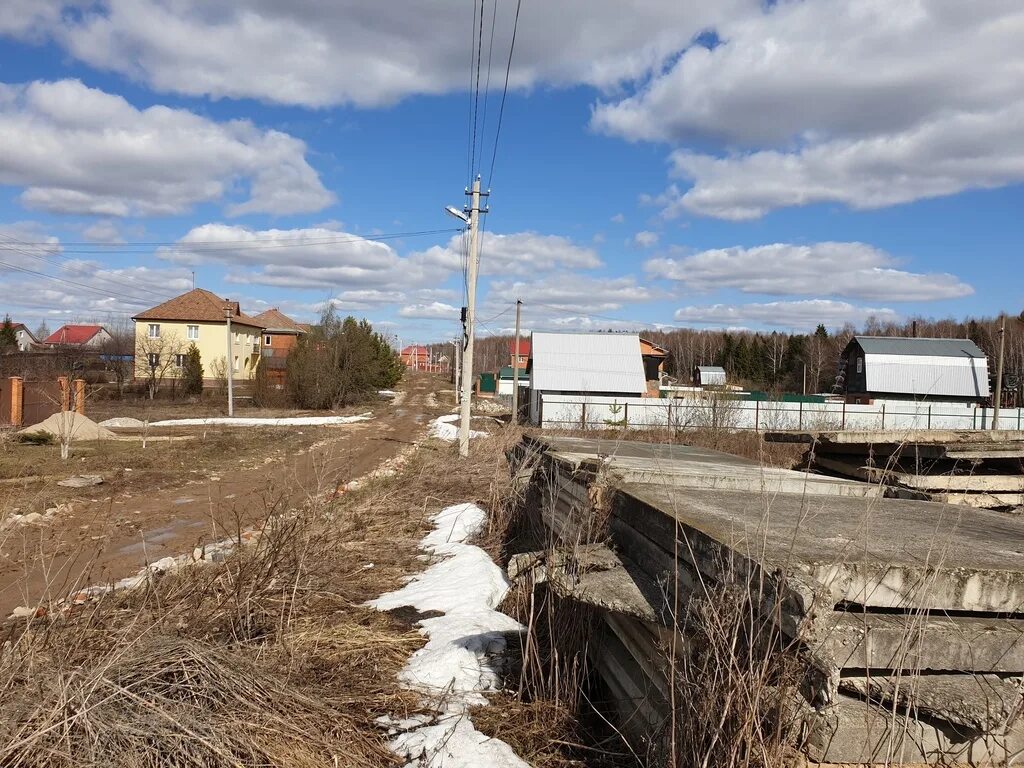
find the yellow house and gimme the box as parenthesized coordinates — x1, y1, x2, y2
(131, 288, 264, 386)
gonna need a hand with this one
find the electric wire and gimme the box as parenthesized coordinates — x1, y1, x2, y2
(469, 0, 486, 181)
(0, 258, 160, 306)
(486, 0, 523, 188)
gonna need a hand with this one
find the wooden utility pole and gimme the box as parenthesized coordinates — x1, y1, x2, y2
(511, 299, 522, 422)
(224, 306, 234, 417)
(993, 315, 1006, 430)
(458, 176, 486, 457)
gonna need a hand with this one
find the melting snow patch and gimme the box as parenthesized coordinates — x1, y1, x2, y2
(370, 502, 527, 768)
(149, 413, 372, 427)
(427, 414, 486, 442)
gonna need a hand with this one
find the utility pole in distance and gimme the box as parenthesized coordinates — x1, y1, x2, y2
(224, 306, 234, 417)
(511, 299, 522, 422)
(455, 176, 486, 457)
(993, 314, 1006, 430)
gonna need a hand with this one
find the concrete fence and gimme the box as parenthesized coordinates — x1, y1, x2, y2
(0, 376, 86, 428)
(535, 392, 1024, 432)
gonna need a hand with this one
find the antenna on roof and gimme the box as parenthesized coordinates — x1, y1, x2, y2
(191, 271, 195, 290)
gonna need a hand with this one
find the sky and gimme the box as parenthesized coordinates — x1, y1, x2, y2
(0, 0, 1022, 344)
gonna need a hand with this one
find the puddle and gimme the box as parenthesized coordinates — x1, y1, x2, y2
(116, 519, 205, 556)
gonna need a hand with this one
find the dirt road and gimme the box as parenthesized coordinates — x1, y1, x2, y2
(0, 375, 448, 617)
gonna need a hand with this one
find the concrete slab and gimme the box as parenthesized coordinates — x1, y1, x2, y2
(617, 483, 1024, 613)
(820, 612, 1024, 674)
(807, 693, 1024, 764)
(527, 434, 879, 498)
(815, 455, 1024, 492)
(768, 429, 1024, 446)
(838, 674, 1023, 733)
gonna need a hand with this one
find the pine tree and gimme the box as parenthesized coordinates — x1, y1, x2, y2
(0, 315, 16, 352)
(181, 343, 204, 395)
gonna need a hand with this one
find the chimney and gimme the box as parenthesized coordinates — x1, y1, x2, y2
(912, 320, 917, 338)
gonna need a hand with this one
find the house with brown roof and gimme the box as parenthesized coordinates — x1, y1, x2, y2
(131, 288, 264, 386)
(251, 308, 307, 387)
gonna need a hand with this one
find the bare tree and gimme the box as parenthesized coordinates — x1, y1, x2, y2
(136, 333, 186, 399)
(98, 317, 135, 396)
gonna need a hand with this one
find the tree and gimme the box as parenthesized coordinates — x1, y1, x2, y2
(137, 333, 186, 399)
(181, 343, 204, 396)
(98, 318, 135, 395)
(286, 307, 403, 409)
(34, 320, 50, 342)
(0, 315, 16, 353)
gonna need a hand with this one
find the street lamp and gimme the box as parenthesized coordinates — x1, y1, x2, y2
(444, 205, 470, 224)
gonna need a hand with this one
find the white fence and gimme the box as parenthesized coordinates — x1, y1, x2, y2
(536, 392, 1024, 432)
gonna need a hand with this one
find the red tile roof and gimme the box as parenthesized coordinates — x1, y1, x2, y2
(252, 308, 307, 333)
(510, 339, 531, 356)
(42, 324, 105, 345)
(132, 288, 263, 328)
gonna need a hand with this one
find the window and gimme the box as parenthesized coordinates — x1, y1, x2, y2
(264, 335, 272, 346)
(187, 325, 199, 340)
(233, 355, 239, 371)
(174, 353, 187, 368)
(147, 352, 160, 367)
(148, 323, 160, 339)
(856, 356, 863, 374)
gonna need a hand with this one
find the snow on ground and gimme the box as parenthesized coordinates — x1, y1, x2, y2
(148, 413, 372, 427)
(370, 502, 528, 768)
(427, 414, 486, 442)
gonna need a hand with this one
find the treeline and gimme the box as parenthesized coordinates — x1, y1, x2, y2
(434, 312, 1024, 394)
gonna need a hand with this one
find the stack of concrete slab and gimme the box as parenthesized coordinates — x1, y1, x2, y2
(766, 429, 1024, 512)
(509, 434, 1024, 765)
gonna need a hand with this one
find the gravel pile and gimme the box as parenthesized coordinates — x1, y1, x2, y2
(19, 413, 117, 441)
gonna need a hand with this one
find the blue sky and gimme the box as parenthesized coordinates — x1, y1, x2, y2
(1, 1, 1022, 342)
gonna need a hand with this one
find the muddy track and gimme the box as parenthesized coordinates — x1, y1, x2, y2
(0, 375, 448, 617)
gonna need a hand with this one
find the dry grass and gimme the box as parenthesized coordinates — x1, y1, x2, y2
(0, 423, 529, 767)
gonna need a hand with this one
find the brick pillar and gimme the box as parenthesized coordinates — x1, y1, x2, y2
(58, 376, 70, 412)
(10, 376, 23, 428)
(73, 379, 86, 415)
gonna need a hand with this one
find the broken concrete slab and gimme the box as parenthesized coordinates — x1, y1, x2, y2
(814, 455, 1024, 492)
(768, 429, 1024, 447)
(806, 693, 1024, 764)
(838, 674, 1023, 733)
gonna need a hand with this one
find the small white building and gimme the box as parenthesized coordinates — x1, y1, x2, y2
(9, 323, 37, 352)
(529, 332, 647, 425)
(693, 365, 727, 388)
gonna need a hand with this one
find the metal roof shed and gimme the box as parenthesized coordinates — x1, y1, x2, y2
(530, 332, 646, 395)
(694, 365, 727, 387)
(843, 336, 990, 401)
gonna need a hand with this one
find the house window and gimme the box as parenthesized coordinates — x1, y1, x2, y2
(148, 323, 160, 338)
(187, 325, 199, 340)
(233, 355, 239, 371)
(264, 334, 272, 346)
(856, 356, 863, 374)
(147, 352, 160, 367)
(174, 353, 187, 368)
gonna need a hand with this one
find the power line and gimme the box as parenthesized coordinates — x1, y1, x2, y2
(478, 0, 498, 165)
(0, 258, 158, 306)
(469, 0, 485, 180)
(487, 0, 523, 188)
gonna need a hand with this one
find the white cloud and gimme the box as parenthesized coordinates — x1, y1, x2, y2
(633, 230, 659, 248)
(398, 302, 459, 320)
(592, 1, 1024, 217)
(645, 242, 972, 301)
(81, 219, 124, 243)
(0, 79, 333, 216)
(610, 213, 625, 224)
(16, 1, 753, 107)
(487, 274, 657, 315)
(674, 299, 899, 330)
(415, 231, 602, 277)
(161, 224, 442, 291)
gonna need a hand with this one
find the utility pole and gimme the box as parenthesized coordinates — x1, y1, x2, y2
(458, 176, 486, 457)
(224, 306, 234, 417)
(511, 299, 522, 422)
(993, 315, 1006, 430)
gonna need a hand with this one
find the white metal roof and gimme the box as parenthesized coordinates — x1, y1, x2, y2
(854, 336, 986, 358)
(864, 353, 990, 399)
(530, 332, 647, 394)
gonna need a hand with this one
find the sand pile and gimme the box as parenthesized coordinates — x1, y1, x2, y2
(98, 417, 147, 428)
(19, 412, 117, 441)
